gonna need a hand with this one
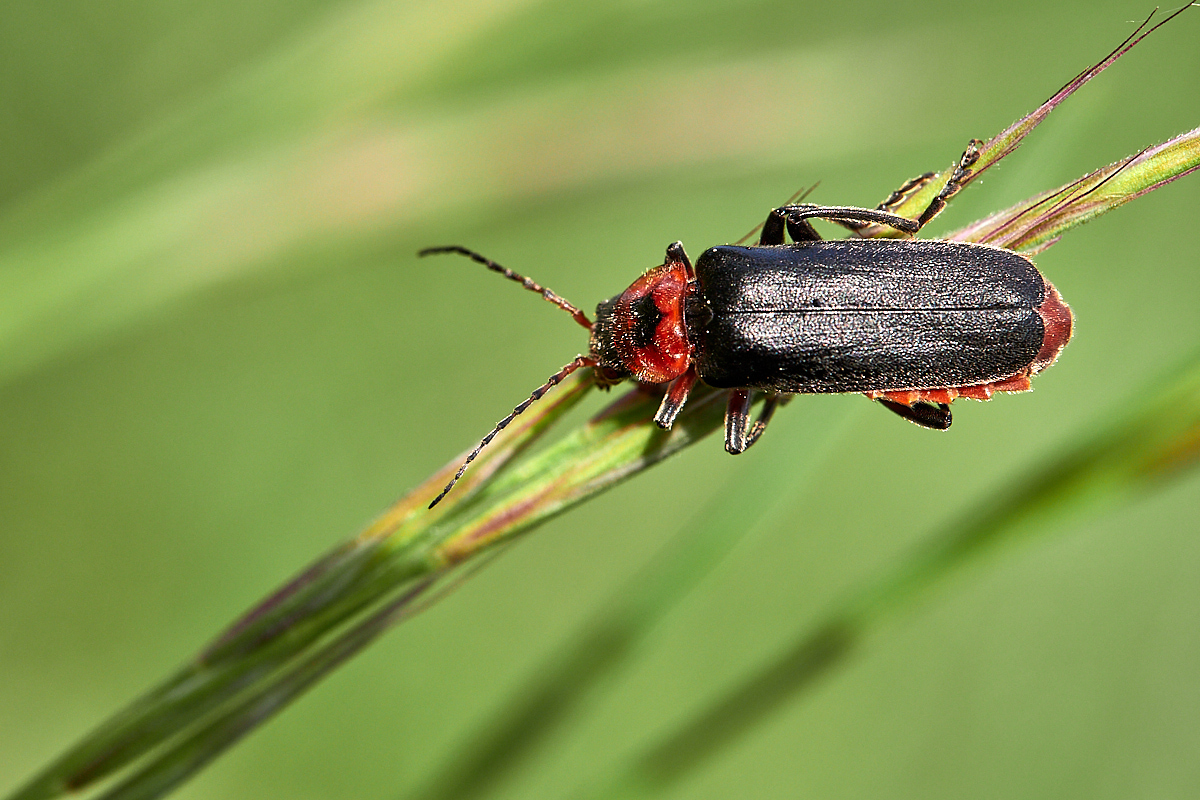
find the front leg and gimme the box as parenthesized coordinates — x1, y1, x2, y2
(654, 367, 699, 429)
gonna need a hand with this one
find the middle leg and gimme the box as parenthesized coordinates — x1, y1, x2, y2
(724, 390, 783, 453)
(759, 203, 921, 245)
(828, 138, 984, 237)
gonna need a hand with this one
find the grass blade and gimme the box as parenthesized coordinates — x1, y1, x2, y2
(854, 4, 1195, 237)
(950, 126, 1200, 252)
(5, 7, 1196, 800)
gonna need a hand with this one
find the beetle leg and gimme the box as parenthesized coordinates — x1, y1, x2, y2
(837, 139, 982, 237)
(771, 204, 921, 242)
(831, 172, 938, 234)
(913, 139, 983, 231)
(724, 391, 782, 453)
(759, 208, 811, 244)
(762, 206, 832, 243)
(724, 389, 753, 452)
(878, 172, 939, 214)
(876, 398, 953, 430)
(664, 241, 695, 279)
(654, 367, 698, 429)
(744, 394, 783, 449)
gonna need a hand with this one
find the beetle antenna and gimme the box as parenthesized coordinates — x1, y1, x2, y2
(420, 246, 593, 330)
(429, 355, 597, 509)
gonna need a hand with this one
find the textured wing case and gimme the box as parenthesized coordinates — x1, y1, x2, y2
(690, 241, 1046, 393)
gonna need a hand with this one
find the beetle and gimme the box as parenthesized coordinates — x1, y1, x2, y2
(421, 141, 1072, 508)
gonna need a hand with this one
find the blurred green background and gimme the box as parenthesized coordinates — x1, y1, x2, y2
(2, 1, 1198, 798)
